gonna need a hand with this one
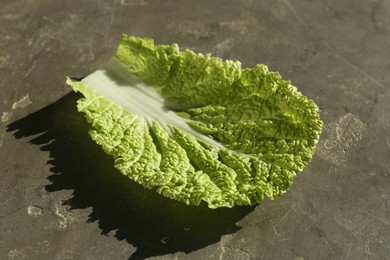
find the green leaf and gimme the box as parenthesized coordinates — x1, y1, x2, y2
(67, 34, 323, 208)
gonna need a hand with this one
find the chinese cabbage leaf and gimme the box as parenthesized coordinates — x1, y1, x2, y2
(66, 35, 322, 208)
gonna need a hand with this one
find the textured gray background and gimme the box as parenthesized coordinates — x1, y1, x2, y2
(1, 0, 390, 259)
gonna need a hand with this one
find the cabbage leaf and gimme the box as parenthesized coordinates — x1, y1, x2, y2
(67, 35, 322, 208)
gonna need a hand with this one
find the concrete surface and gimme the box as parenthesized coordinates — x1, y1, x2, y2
(1, 0, 389, 259)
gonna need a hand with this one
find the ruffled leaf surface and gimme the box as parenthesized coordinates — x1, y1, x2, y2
(67, 35, 322, 208)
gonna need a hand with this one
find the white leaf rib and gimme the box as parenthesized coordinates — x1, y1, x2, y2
(81, 57, 225, 151)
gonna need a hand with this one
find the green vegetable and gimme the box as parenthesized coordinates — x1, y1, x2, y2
(67, 35, 322, 208)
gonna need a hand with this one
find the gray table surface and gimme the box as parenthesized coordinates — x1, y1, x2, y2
(1, 0, 389, 259)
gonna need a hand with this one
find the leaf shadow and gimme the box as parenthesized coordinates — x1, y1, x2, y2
(7, 92, 255, 259)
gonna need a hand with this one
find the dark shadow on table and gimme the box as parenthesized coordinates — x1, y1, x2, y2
(7, 92, 255, 259)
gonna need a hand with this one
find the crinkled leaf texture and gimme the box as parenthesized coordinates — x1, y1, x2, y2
(67, 35, 323, 208)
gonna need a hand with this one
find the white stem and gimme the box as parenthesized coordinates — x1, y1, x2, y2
(81, 57, 224, 150)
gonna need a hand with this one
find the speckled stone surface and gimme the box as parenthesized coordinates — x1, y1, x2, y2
(1, 0, 389, 259)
